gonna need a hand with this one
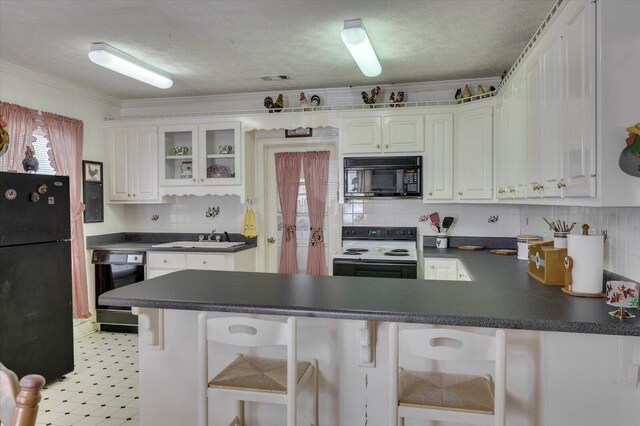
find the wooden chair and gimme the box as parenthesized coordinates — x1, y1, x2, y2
(198, 314, 318, 426)
(389, 326, 506, 426)
(0, 362, 45, 426)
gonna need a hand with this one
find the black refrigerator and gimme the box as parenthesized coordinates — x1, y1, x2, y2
(0, 172, 74, 381)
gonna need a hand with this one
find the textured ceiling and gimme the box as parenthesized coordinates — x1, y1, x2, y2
(0, 0, 555, 100)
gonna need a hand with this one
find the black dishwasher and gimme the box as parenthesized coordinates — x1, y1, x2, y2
(92, 250, 145, 331)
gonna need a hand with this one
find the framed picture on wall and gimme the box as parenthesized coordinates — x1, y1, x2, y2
(84, 161, 102, 183)
(82, 160, 104, 223)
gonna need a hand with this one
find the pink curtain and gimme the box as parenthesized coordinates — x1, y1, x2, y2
(0, 102, 37, 171)
(42, 112, 90, 319)
(275, 152, 302, 274)
(303, 151, 330, 275)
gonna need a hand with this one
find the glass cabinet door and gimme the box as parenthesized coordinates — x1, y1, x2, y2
(159, 125, 198, 186)
(198, 122, 241, 185)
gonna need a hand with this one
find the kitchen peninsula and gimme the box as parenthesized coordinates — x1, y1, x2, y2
(100, 249, 640, 426)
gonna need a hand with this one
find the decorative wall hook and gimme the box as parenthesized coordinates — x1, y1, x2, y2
(151, 214, 159, 221)
(488, 215, 499, 223)
(205, 206, 220, 218)
(418, 215, 429, 222)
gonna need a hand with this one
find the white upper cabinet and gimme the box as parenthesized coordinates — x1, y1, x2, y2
(340, 116, 381, 154)
(424, 113, 454, 200)
(495, 93, 512, 200)
(341, 113, 424, 154)
(158, 121, 244, 196)
(455, 104, 493, 200)
(539, 24, 564, 198)
(561, 0, 596, 197)
(511, 68, 528, 199)
(107, 126, 159, 203)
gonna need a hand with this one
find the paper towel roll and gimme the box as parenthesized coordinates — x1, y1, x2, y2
(567, 234, 604, 294)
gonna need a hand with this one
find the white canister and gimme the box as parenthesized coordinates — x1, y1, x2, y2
(436, 234, 448, 249)
(517, 235, 541, 260)
(554, 232, 568, 248)
(567, 234, 604, 294)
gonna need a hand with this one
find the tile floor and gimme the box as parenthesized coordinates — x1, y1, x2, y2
(37, 332, 139, 426)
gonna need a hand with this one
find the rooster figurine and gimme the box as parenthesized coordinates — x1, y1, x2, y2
(388, 91, 405, 107)
(299, 92, 321, 110)
(454, 88, 463, 103)
(264, 94, 284, 113)
(361, 86, 381, 107)
(0, 115, 9, 159)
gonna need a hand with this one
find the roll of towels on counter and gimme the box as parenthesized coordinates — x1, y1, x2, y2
(567, 234, 604, 294)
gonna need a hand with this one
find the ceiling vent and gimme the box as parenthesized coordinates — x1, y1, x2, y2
(259, 75, 290, 81)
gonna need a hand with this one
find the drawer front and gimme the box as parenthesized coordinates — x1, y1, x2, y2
(147, 268, 182, 279)
(186, 254, 226, 271)
(148, 252, 186, 269)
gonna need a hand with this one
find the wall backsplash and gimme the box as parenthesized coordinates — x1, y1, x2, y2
(343, 201, 639, 282)
(125, 198, 638, 282)
(124, 195, 251, 236)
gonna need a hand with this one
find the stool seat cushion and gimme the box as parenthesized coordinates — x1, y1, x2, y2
(398, 370, 494, 414)
(209, 355, 311, 394)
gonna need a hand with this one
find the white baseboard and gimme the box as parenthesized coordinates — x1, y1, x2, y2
(73, 319, 97, 339)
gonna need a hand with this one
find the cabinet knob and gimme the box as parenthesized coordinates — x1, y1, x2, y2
(509, 187, 515, 193)
(498, 188, 504, 194)
(267, 237, 276, 244)
(202, 261, 207, 265)
(163, 259, 168, 263)
(193, 178, 197, 182)
(458, 191, 463, 196)
(557, 181, 566, 189)
(376, 144, 380, 149)
(133, 193, 137, 197)
(459, 273, 464, 277)
(128, 193, 132, 198)
(200, 178, 204, 182)
(385, 144, 389, 148)
(430, 265, 435, 269)
(428, 192, 433, 196)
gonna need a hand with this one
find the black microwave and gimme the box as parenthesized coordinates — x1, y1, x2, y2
(344, 156, 422, 199)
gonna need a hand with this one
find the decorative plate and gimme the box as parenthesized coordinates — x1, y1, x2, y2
(207, 164, 228, 178)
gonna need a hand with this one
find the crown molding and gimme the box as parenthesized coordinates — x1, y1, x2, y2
(0, 60, 122, 108)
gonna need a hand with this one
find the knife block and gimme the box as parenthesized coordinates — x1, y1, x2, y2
(528, 241, 567, 285)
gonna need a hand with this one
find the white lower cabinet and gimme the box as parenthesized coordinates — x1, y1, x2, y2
(147, 249, 256, 278)
(424, 258, 471, 281)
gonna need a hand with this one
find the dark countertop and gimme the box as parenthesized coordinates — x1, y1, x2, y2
(86, 232, 257, 253)
(100, 248, 640, 336)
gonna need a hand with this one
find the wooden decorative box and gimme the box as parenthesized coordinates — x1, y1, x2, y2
(528, 241, 567, 285)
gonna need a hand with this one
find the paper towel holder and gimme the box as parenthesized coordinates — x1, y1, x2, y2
(561, 255, 606, 298)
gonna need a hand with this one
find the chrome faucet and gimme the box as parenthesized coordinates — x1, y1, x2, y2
(208, 229, 216, 240)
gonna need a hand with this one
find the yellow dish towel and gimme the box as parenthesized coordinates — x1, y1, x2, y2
(241, 207, 257, 237)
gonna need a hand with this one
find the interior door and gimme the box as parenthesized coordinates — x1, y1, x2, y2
(265, 143, 338, 274)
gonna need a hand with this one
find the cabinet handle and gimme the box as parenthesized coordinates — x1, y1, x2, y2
(385, 144, 389, 148)
(267, 237, 276, 244)
(498, 188, 504, 194)
(458, 191, 463, 196)
(557, 181, 566, 189)
(163, 259, 168, 263)
(376, 144, 380, 149)
(509, 187, 515, 193)
(133, 193, 137, 197)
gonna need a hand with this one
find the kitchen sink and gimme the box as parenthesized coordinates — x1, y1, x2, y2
(151, 241, 246, 249)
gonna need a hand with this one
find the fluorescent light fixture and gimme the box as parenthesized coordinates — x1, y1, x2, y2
(88, 42, 173, 89)
(341, 19, 382, 77)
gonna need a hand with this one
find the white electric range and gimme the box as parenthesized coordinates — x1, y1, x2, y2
(332, 226, 418, 279)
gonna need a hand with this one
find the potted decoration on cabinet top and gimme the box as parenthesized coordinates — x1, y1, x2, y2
(619, 122, 640, 178)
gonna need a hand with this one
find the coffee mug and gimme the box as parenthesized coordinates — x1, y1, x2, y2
(219, 145, 233, 154)
(173, 146, 189, 155)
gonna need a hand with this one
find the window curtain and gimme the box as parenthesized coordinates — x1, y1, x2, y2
(303, 151, 330, 275)
(0, 102, 38, 172)
(275, 152, 302, 274)
(42, 112, 90, 319)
